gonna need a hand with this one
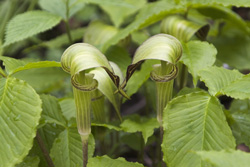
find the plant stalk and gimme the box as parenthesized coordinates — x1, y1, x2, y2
(36, 132, 55, 167)
(81, 135, 89, 167)
(65, 0, 72, 43)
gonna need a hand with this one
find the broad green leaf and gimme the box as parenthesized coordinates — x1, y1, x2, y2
(131, 31, 150, 45)
(209, 27, 250, 70)
(87, 155, 144, 167)
(59, 98, 76, 121)
(84, 0, 135, 7)
(16, 156, 40, 167)
(0, 57, 61, 76)
(162, 92, 235, 167)
(99, 0, 146, 28)
(102, 1, 185, 52)
(120, 115, 159, 143)
(40, 94, 67, 127)
(0, 56, 26, 74)
(161, 15, 209, 42)
(229, 99, 250, 148)
(195, 150, 250, 167)
(4, 11, 62, 46)
(0, 77, 42, 167)
(199, 66, 243, 96)
(39, 0, 85, 20)
(199, 66, 250, 99)
(13, 67, 68, 93)
(221, 74, 250, 99)
(50, 128, 95, 167)
(181, 41, 217, 85)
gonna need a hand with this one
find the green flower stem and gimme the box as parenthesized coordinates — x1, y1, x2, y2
(72, 71, 92, 167)
(156, 61, 174, 167)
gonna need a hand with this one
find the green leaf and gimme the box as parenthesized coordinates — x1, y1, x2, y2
(176, 87, 204, 96)
(59, 98, 76, 121)
(39, 0, 85, 20)
(199, 66, 243, 96)
(181, 41, 217, 85)
(199, 66, 250, 99)
(87, 155, 144, 167)
(0, 56, 61, 75)
(197, 6, 249, 34)
(162, 92, 235, 167)
(91, 122, 121, 131)
(40, 94, 67, 127)
(124, 60, 155, 97)
(195, 150, 250, 167)
(13, 67, 68, 93)
(4, 11, 62, 46)
(170, 0, 250, 7)
(102, 1, 185, 52)
(0, 77, 42, 167)
(229, 99, 250, 148)
(50, 128, 95, 167)
(99, 0, 146, 28)
(105, 46, 132, 76)
(209, 29, 250, 70)
(16, 156, 40, 167)
(120, 115, 159, 143)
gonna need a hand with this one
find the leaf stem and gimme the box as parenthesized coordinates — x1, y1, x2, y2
(36, 132, 55, 167)
(139, 133, 145, 164)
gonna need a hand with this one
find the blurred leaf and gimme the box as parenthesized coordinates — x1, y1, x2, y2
(181, 41, 216, 85)
(91, 122, 121, 131)
(105, 46, 131, 76)
(131, 30, 149, 45)
(50, 128, 95, 167)
(99, 0, 146, 28)
(40, 28, 86, 49)
(121, 115, 159, 143)
(16, 156, 40, 167)
(209, 29, 250, 70)
(88, 155, 144, 167)
(229, 99, 250, 148)
(84, 21, 118, 49)
(59, 98, 76, 121)
(4, 11, 61, 46)
(40, 94, 67, 127)
(162, 92, 235, 167)
(0, 77, 42, 167)
(197, 6, 249, 34)
(102, 1, 185, 52)
(13, 67, 68, 93)
(39, 0, 85, 20)
(195, 150, 250, 167)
